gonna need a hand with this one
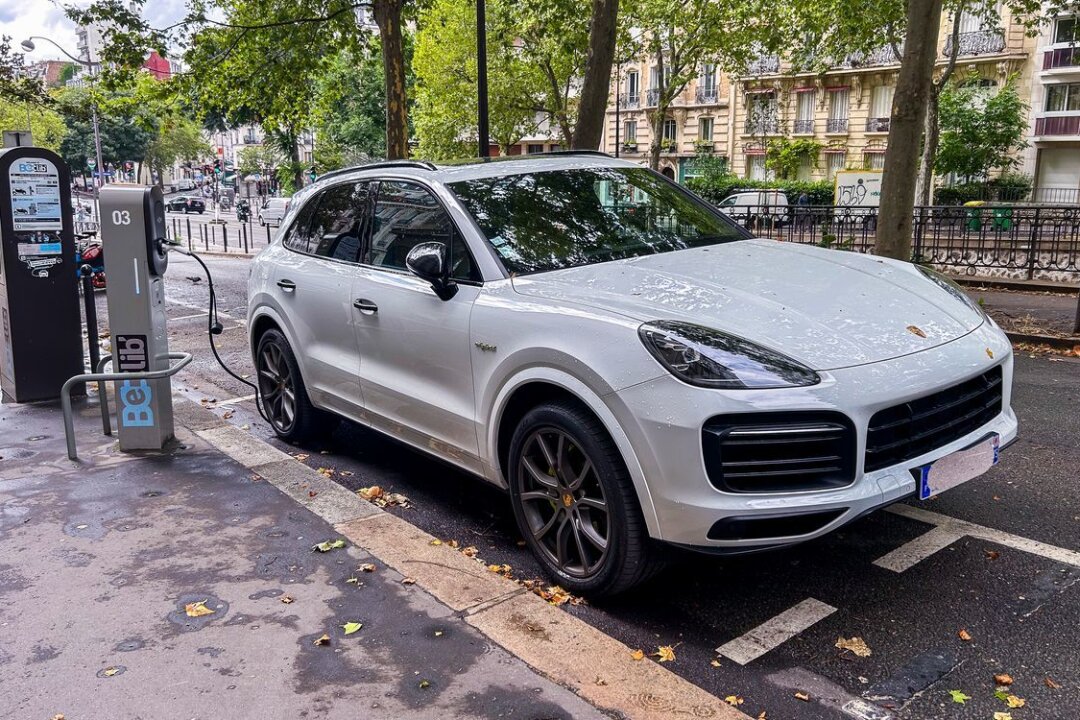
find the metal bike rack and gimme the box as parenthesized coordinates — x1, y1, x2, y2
(61, 352, 192, 461)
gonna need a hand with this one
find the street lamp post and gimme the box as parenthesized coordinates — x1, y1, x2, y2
(476, 0, 490, 158)
(21, 36, 106, 215)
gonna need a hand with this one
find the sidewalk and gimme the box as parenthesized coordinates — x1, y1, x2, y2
(0, 399, 609, 720)
(959, 281, 1080, 346)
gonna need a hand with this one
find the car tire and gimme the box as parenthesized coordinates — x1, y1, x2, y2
(508, 401, 664, 597)
(255, 329, 338, 443)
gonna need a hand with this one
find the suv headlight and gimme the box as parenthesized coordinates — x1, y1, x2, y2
(638, 321, 820, 389)
(916, 265, 986, 319)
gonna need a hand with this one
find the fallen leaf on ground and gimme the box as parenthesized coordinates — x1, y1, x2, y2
(949, 690, 971, 704)
(293, 453, 309, 461)
(630, 649, 645, 661)
(757, 713, 767, 720)
(401, 577, 417, 585)
(341, 621, 362, 635)
(710, 659, 721, 668)
(345, 577, 359, 584)
(358, 485, 384, 500)
(958, 629, 972, 641)
(461, 546, 479, 557)
(447, 540, 460, 548)
(103, 666, 120, 677)
(434, 630, 443, 637)
(281, 595, 294, 604)
(185, 600, 215, 617)
(835, 636, 872, 657)
(429, 539, 442, 546)
(986, 550, 1001, 560)
(995, 673, 1014, 686)
(993, 713, 1012, 720)
(1045, 677, 1062, 689)
(340, 470, 354, 477)
(359, 563, 376, 573)
(379, 492, 411, 508)
(594, 676, 607, 686)
(794, 691, 810, 702)
(419, 679, 430, 689)
(51, 715, 64, 720)
(316, 467, 334, 478)
(653, 646, 676, 663)
(724, 695, 744, 706)
(240, 424, 250, 430)
(312, 539, 346, 552)
(222, 410, 234, 420)
(313, 633, 330, 646)
(1005, 695, 1025, 708)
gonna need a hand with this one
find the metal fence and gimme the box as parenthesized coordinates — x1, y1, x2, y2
(164, 216, 275, 255)
(719, 205, 1080, 282)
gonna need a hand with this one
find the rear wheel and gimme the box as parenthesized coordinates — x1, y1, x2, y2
(508, 402, 663, 597)
(255, 329, 337, 442)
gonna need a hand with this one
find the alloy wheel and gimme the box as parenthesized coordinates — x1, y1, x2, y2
(517, 428, 610, 578)
(257, 341, 296, 432)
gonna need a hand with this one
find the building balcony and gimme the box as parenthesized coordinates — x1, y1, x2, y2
(865, 117, 891, 132)
(841, 44, 903, 68)
(659, 139, 679, 153)
(693, 139, 715, 153)
(621, 141, 640, 153)
(620, 92, 641, 109)
(744, 119, 780, 135)
(746, 55, 780, 75)
(793, 119, 815, 134)
(1043, 47, 1080, 71)
(944, 29, 1006, 58)
(826, 118, 849, 133)
(1035, 114, 1080, 136)
(645, 88, 660, 106)
(695, 87, 719, 104)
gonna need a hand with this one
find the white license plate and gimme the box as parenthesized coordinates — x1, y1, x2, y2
(918, 435, 1000, 500)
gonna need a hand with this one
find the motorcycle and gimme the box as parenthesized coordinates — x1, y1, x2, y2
(236, 199, 251, 223)
(75, 231, 106, 290)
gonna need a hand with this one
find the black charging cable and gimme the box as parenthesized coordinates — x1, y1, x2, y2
(162, 240, 272, 425)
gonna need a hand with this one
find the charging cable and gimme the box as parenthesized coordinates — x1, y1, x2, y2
(163, 241, 272, 425)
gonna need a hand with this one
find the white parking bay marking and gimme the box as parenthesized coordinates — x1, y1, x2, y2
(716, 598, 836, 665)
(873, 526, 964, 573)
(887, 504, 1080, 568)
(213, 394, 257, 407)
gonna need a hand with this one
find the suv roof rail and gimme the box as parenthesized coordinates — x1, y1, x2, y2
(439, 150, 614, 166)
(317, 159, 439, 182)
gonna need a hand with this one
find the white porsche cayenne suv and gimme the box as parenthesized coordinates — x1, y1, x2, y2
(247, 152, 1016, 596)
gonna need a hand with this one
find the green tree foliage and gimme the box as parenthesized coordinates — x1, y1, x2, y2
(56, 87, 155, 172)
(0, 35, 52, 105)
(765, 138, 822, 180)
(935, 78, 1028, 181)
(0, 101, 67, 150)
(237, 144, 285, 178)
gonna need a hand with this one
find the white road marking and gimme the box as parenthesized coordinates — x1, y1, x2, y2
(166, 297, 246, 325)
(212, 394, 257, 407)
(716, 598, 836, 665)
(171, 312, 210, 321)
(887, 504, 1080, 568)
(873, 525, 964, 573)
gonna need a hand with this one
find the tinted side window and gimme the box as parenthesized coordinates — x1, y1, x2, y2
(310, 182, 369, 263)
(281, 196, 319, 253)
(365, 181, 479, 281)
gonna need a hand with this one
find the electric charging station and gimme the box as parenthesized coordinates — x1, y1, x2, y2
(99, 184, 175, 450)
(0, 146, 84, 403)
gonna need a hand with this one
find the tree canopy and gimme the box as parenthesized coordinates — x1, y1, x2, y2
(935, 77, 1028, 181)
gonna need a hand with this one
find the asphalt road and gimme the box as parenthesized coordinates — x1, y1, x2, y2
(85, 252, 1080, 720)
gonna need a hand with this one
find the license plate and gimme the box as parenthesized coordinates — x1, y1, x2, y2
(918, 435, 1000, 500)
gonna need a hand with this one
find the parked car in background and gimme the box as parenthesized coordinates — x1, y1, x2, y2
(716, 189, 790, 228)
(259, 198, 291, 227)
(247, 153, 1016, 597)
(177, 178, 197, 192)
(165, 195, 206, 213)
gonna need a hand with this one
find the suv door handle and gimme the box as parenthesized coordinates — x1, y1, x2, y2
(277, 279, 296, 292)
(353, 298, 378, 315)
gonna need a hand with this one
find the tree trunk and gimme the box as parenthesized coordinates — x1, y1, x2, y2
(571, 0, 619, 149)
(374, 0, 409, 159)
(648, 48, 666, 171)
(914, 96, 940, 206)
(875, 0, 945, 260)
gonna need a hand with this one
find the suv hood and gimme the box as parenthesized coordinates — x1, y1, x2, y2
(511, 239, 984, 370)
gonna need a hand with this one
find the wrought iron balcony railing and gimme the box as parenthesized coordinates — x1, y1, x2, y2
(826, 118, 849, 133)
(746, 55, 780, 75)
(793, 119, 815, 134)
(645, 88, 661, 106)
(621, 92, 641, 109)
(944, 29, 1006, 57)
(841, 44, 903, 68)
(696, 87, 719, 104)
(744, 118, 780, 134)
(865, 117, 891, 132)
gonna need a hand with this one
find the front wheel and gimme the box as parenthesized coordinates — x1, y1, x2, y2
(508, 402, 663, 597)
(255, 329, 338, 442)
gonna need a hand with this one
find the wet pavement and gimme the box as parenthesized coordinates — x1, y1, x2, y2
(0, 400, 609, 719)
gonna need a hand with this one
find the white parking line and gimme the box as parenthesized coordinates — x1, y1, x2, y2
(716, 598, 836, 665)
(166, 297, 246, 325)
(212, 394, 257, 407)
(873, 526, 964, 573)
(886, 504, 1080, 568)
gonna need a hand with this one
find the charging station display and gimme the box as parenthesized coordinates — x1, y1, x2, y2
(8, 158, 65, 279)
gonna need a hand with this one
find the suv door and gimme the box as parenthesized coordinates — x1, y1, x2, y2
(272, 183, 367, 417)
(351, 179, 483, 472)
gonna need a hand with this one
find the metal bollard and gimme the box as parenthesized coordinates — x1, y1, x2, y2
(242, 223, 248, 253)
(186, 217, 192, 251)
(223, 225, 229, 253)
(80, 265, 100, 374)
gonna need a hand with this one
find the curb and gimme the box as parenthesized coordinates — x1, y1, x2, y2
(1004, 331, 1080, 351)
(173, 398, 751, 720)
(951, 275, 1079, 295)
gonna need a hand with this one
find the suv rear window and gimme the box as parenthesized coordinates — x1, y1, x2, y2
(448, 167, 745, 275)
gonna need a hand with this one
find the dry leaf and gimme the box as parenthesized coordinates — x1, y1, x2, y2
(358, 486, 384, 501)
(345, 577, 359, 584)
(594, 676, 607, 686)
(312, 539, 346, 552)
(103, 666, 120, 677)
(51, 715, 65, 720)
(434, 630, 443, 637)
(222, 410, 234, 420)
(419, 679, 431, 689)
(341, 621, 362, 635)
(316, 467, 334, 478)
(281, 595, 294, 604)
(185, 600, 215, 618)
(402, 577, 417, 585)
(710, 659, 721, 668)
(359, 563, 376, 573)
(794, 691, 810, 702)
(986, 550, 1001, 560)
(757, 713, 767, 720)
(313, 633, 330, 646)
(724, 695, 744, 706)
(1045, 676, 1062, 689)
(835, 636, 872, 657)
(994, 673, 1014, 686)
(447, 540, 460, 549)
(340, 470, 354, 477)
(429, 539, 442, 546)
(630, 649, 645, 661)
(993, 713, 1013, 720)
(294, 453, 309, 461)
(461, 546, 479, 558)
(654, 646, 676, 663)
(958, 629, 972, 641)
(1005, 695, 1025, 708)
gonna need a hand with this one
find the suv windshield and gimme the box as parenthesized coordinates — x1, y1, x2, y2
(448, 167, 746, 275)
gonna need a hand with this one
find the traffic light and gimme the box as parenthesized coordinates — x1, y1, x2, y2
(308, 166, 317, 182)
(213, 159, 222, 175)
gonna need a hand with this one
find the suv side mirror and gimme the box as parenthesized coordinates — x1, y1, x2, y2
(406, 241, 458, 301)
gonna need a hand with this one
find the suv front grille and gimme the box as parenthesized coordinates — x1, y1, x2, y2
(865, 365, 1003, 472)
(702, 412, 857, 493)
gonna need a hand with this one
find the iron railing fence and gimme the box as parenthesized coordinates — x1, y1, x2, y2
(713, 204, 1080, 281)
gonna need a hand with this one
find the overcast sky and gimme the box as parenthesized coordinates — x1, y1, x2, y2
(1, 0, 187, 62)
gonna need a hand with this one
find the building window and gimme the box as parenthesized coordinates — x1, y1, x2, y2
(624, 120, 637, 142)
(825, 152, 846, 180)
(1046, 83, 1080, 112)
(745, 92, 779, 134)
(527, 144, 545, 154)
(795, 91, 815, 133)
(864, 152, 885, 170)
(697, 63, 718, 103)
(747, 155, 771, 180)
(699, 117, 714, 141)
(662, 118, 677, 141)
(626, 71, 640, 104)
(1055, 17, 1077, 43)
(827, 88, 850, 132)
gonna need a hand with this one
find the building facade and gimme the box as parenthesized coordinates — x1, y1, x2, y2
(602, 5, 1034, 186)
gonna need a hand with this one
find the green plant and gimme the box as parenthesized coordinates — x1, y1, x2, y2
(660, 138, 678, 152)
(765, 137, 822, 180)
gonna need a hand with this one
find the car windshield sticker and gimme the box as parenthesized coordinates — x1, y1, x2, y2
(9, 158, 63, 231)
